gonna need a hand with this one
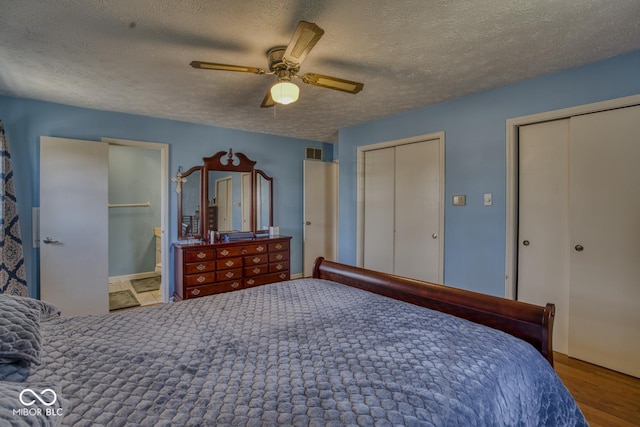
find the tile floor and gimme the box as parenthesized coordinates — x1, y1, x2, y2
(108, 278, 162, 311)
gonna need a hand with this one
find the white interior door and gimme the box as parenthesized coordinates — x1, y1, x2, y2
(303, 160, 338, 276)
(517, 119, 570, 354)
(568, 106, 640, 377)
(241, 173, 251, 231)
(40, 136, 109, 317)
(394, 140, 441, 283)
(216, 177, 232, 230)
(362, 147, 395, 274)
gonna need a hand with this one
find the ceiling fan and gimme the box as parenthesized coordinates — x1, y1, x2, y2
(190, 21, 364, 108)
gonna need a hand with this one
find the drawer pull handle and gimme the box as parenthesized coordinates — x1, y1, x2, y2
(279, 273, 286, 279)
(220, 249, 229, 256)
(197, 276, 206, 283)
(197, 264, 206, 271)
(197, 252, 206, 259)
(247, 279, 255, 285)
(253, 268, 261, 274)
(225, 272, 234, 278)
(225, 260, 234, 267)
(275, 244, 283, 250)
(252, 257, 261, 264)
(191, 288, 201, 295)
(276, 264, 283, 270)
(276, 254, 283, 260)
(257, 245, 264, 252)
(231, 282, 240, 289)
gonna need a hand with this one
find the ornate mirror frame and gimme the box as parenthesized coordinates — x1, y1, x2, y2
(176, 149, 273, 240)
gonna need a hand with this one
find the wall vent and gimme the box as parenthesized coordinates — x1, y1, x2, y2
(305, 147, 323, 160)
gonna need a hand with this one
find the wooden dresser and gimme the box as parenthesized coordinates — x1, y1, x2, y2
(173, 236, 292, 300)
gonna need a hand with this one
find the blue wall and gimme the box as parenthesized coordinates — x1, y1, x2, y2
(0, 97, 329, 297)
(337, 50, 640, 296)
(109, 145, 161, 276)
(3, 49, 639, 299)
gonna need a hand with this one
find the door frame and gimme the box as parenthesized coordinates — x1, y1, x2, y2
(504, 94, 640, 299)
(102, 137, 170, 303)
(356, 131, 445, 282)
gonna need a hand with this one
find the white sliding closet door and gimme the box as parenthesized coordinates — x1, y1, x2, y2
(363, 147, 395, 274)
(517, 105, 640, 377)
(394, 140, 441, 282)
(517, 119, 570, 354)
(362, 137, 443, 283)
(568, 106, 640, 377)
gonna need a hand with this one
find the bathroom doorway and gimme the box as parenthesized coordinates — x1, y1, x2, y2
(103, 138, 169, 311)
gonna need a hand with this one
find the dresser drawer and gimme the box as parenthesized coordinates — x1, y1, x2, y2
(244, 254, 268, 266)
(269, 261, 289, 273)
(244, 265, 269, 277)
(245, 272, 289, 288)
(185, 272, 216, 286)
(215, 268, 242, 281)
(269, 241, 289, 252)
(217, 243, 268, 258)
(269, 251, 289, 262)
(216, 257, 242, 270)
(185, 261, 216, 275)
(184, 249, 215, 262)
(185, 280, 242, 298)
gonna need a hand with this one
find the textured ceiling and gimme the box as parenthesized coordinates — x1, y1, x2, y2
(1, 1, 639, 142)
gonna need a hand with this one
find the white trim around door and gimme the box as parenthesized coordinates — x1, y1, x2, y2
(356, 131, 445, 283)
(504, 94, 640, 299)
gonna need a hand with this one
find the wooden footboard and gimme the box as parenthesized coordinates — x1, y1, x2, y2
(312, 257, 555, 366)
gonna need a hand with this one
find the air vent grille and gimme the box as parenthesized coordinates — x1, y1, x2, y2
(305, 147, 322, 160)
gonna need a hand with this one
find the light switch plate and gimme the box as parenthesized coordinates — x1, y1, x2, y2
(484, 193, 493, 206)
(453, 195, 466, 206)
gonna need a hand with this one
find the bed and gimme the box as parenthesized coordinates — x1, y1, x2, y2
(1, 257, 586, 426)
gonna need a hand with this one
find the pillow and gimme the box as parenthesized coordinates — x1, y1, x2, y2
(0, 295, 42, 366)
(0, 381, 66, 426)
(6, 296, 61, 321)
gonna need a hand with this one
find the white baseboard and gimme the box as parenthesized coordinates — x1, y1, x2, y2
(109, 271, 159, 284)
(290, 272, 304, 280)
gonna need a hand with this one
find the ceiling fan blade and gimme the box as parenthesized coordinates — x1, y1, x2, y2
(283, 21, 324, 68)
(260, 90, 275, 108)
(190, 61, 265, 74)
(301, 73, 364, 94)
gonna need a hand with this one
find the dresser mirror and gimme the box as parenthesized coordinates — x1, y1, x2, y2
(176, 150, 273, 240)
(177, 166, 203, 240)
(256, 170, 273, 231)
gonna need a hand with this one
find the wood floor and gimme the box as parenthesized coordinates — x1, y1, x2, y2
(554, 352, 640, 426)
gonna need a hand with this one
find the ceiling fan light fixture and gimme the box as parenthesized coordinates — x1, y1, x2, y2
(270, 81, 299, 105)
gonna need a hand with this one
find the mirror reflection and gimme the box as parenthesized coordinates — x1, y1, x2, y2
(256, 171, 272, 231)
(178, 167, 202, 240)
(176, 150, 273, 240)
(207, 171, 252, 232)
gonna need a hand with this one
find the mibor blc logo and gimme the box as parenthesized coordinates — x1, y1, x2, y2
(13, 388, 64, 418)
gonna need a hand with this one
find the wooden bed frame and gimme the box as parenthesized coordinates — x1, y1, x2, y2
(312, 257, 555, 366)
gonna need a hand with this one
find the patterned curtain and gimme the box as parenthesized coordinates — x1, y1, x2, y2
(0, 120, 28, 296)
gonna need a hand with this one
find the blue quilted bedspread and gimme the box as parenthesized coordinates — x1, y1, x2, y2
(29, 278, 587, 426)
